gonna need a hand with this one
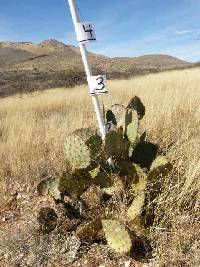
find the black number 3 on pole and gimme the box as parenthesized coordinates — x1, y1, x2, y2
(88, 75, 108, 95)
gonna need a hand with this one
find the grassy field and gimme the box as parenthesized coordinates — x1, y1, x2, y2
(0, 68, 199, 266)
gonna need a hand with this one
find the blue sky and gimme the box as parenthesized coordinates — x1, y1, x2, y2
(0, 0, 200, 62)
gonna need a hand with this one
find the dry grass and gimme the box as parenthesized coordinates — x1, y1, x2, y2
(0, 68, 200, 266)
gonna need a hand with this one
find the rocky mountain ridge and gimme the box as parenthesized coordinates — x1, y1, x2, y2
(0, 39, 193, 97)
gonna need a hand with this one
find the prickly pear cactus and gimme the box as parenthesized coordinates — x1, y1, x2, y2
(104, 128, 124, 157)
(59, 169, 92, 197)
(148, 155, 172, 180)
(74, 128, 93, 143)
(75, 129, 102, 158)
(102, 219, 132, 254)
(76, 219, 103, 242)
(125, 109, 139, 144)
(127, 191, 145, 221)
(49, 177, 62, 201)
(64, 134, 91, 169)
(131, 164, 147, 193)
(36, 95, 172, 258)
(104, 178, 124, 195)
(106, 104, 126, 130)
(37, 176, 61, 201)
(127, 96, 145, 120)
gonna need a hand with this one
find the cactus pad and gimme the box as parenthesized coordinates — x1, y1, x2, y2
(48, 177, 61, 201)
(131, 164, 147, 193)
(125, 109, 139, 144)
(59, 170, 91, 197)
(37, 177, 61, 201)
(76, 219, 103, 242)
(86, 133, 102, 159)
(102, 219, 132, 254)
(127, 96, 145, 120)
(104, 129, 124, 157)
(148, 155, 172, 180)
(118, 161, 137, 177)
(127, 192, 145, 221)
(74, 128, 102, 159)
(128, 145, 134, 158)
(106, 104, 126, 130)
(74, 128, 93, 143)
(104, 178, 124, 195)
(64, 134, 91, 169)
(93, 170, 113, 188)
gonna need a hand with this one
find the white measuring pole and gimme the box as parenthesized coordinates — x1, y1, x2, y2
(67, 0, 106, 140)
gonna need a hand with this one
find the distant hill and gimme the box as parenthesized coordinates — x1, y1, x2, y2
(0, 39, 193, 97)
(0, 47, 35, 65)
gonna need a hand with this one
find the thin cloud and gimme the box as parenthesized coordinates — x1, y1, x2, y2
(174, 30, 195, 35)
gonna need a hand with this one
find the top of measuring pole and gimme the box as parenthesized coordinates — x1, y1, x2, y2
(67, 0, 108, 140)
(68, 0, 81, 24)
(68, 1, 96, 45)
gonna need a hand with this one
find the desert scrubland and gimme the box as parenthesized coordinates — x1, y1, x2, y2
(0, 68, 199, 266)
